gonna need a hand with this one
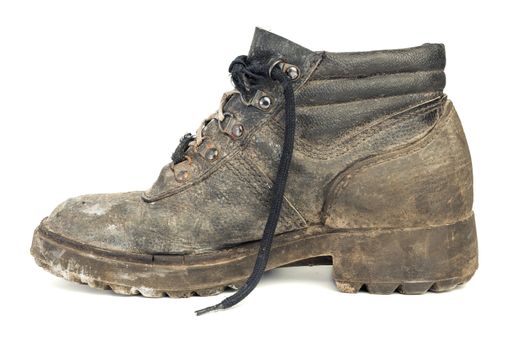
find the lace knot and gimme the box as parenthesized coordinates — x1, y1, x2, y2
(228, 54, 278, 101)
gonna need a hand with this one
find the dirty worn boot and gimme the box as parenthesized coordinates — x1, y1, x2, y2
(31, 28, 478, 314)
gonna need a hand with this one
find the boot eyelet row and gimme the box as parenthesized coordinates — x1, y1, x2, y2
(255, 63, 299, 112)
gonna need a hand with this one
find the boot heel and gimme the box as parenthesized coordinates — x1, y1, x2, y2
(331, 213, 478, 294)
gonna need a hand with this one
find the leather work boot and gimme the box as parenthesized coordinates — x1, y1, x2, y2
(31, 28, 478, 314)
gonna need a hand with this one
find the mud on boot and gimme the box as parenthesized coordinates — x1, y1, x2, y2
(31, 28, 478, 314)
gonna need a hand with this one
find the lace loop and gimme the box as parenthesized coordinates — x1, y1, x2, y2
(171, 54, 280, 165)
(171, 90, 239, 165)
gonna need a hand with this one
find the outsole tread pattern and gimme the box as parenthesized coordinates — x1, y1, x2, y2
(335, 275, 472, 295)
(36, 256, 471, 298)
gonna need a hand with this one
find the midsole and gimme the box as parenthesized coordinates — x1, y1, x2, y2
(31, 214, 478, 292)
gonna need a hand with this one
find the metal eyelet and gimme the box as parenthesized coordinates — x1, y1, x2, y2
(269, 59, 301, 81)
(285, 65, 300, 80)
(218, 112, 233, 133)
(268, 59, 284, 77)
(205, 148, 219, 161)
(175, 170, 190, 182)
(258, 96, 272, 109)
(231, 124, 244, 138)
(218, 112, 244, 140)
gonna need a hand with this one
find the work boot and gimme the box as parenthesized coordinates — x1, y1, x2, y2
(31, 28, 478, 314)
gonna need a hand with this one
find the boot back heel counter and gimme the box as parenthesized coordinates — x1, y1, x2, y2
(324, 98, 478, 290)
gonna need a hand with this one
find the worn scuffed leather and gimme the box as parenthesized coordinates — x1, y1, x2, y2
(43, 28, 470, 255)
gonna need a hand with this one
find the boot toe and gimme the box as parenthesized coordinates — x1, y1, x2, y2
(42, 192, 145, 254)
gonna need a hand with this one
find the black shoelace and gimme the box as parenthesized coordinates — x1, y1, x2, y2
(193, 55, 296, 315)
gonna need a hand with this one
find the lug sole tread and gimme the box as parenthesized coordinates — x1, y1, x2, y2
(35, 257, 243, 298)
(35, 255, 471, 298)
(335, 275, 473, 295)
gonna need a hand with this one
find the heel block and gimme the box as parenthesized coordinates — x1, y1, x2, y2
(331, 214, 478, 294)
(335, 273, 475, 295)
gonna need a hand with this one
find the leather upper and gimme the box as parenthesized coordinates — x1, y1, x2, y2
(43, 28, 450, 254)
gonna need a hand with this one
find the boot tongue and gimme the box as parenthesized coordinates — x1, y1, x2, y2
(248, 28, 313, 61)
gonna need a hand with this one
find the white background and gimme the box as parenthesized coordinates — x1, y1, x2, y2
(1, 0, 524, 349)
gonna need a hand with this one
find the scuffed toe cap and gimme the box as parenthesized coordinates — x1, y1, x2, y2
(43, 192, 148, 254)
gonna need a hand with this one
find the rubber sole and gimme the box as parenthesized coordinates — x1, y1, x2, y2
(30, 213, 478, 297)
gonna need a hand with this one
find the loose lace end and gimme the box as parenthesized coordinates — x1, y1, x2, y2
(195, 303, 224, 316)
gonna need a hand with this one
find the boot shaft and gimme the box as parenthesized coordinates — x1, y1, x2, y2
(240, 29, 469, 228)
